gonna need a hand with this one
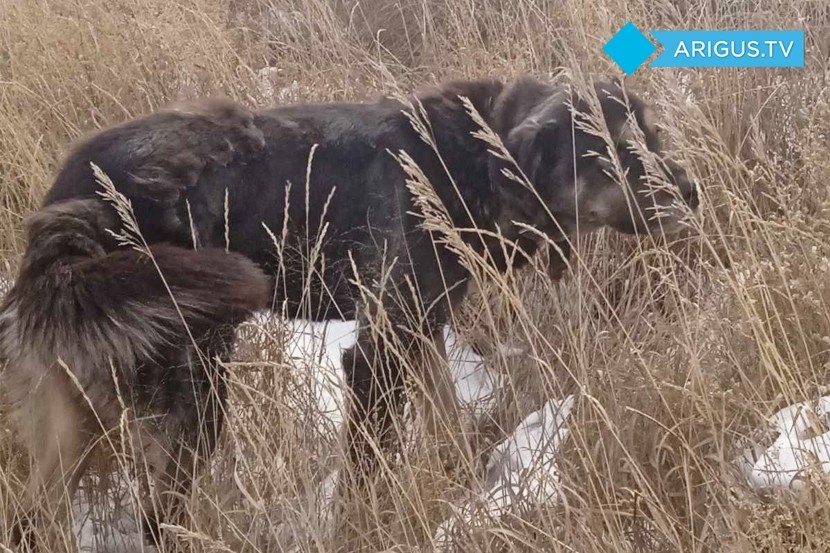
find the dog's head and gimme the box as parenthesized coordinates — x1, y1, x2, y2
(495, 78, 698, 239)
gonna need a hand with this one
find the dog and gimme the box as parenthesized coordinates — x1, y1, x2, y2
(0, 76, 698, 548)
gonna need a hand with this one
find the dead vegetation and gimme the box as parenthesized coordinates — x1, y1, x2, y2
(1, 0, 830, 551)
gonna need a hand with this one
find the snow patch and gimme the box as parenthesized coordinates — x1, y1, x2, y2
(434, 395, 575, 548)
(73, 476, 148, 553)
(283, 318, 355, 427)
(742, 396, 830, 492)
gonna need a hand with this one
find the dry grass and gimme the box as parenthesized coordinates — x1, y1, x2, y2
(2, 0, 830, 551)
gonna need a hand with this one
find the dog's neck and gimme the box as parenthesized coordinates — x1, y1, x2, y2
(491, 79, 575, 268)
(490, 77, 559, 135)
(412, 77, 573, 272)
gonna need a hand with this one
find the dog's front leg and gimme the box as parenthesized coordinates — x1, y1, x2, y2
(410, 329, 472, 469)
(340, 324, 407, 480)
(329, 319, 408, 549)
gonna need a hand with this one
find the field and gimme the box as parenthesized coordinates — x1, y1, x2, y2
(2, 0, 830, 551)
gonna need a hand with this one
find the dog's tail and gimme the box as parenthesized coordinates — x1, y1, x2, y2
(0, 199, 269, 378)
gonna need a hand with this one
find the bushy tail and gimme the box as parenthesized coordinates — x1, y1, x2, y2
(0, 199, 269, 373)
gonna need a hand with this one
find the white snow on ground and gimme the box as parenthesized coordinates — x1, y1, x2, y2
(740, 396, 830, 492)
(433, 395, 575, 548)
(485, 395, 575, 508)
(282, 319, 355, 427)
(279, 319, 502, 427)
(72, 476, 146, 553)
(444, 326, 501, 410)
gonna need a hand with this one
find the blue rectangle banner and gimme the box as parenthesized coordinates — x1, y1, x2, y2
(650, 30, 804, 68)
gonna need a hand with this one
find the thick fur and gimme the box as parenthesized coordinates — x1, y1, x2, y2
(1, 78, 697, 547)
(1, 198, 268, 418)
(0, 196, 269, 547)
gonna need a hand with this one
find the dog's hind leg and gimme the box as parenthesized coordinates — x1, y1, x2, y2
(132, 425, 199, 549)
(133, 393, 225, 549)
(341, 321, 408, 479)
(133, 328, 234, 549)
(13, 368, 96, 550)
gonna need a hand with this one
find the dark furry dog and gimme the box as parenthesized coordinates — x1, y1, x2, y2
(0, 76, 698, 547)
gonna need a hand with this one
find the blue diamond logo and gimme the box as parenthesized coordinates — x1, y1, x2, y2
(603, 22, 656, 75)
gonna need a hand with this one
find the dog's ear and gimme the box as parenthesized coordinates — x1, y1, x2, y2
(504, 117, 559, 185)
(596, 76, 624, 94)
